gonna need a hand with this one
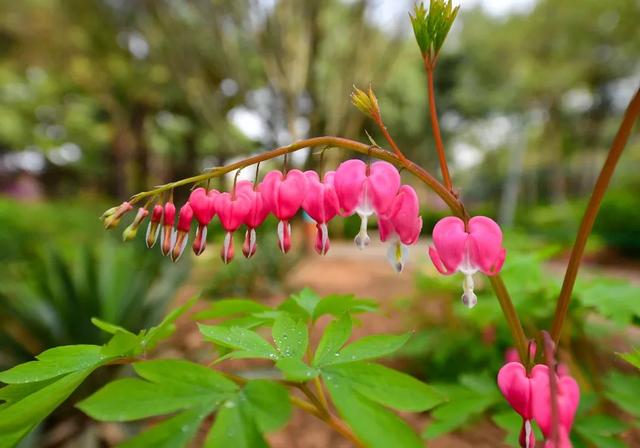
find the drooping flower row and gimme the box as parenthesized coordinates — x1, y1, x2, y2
(102, 158, 507, 307)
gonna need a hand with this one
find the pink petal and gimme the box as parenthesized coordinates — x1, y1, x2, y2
(188, 187, 217, 225)
(239, 181, 270, 228)
(367, 161, 401, 216)
(497, 362, 533, 419)
(303, 170, 340, 224)
(261, 170, 308, 220)
(467, 216, 505, 275)
(378, 217, 394, 242)
(430, 216, 467, 274)
(334, 159, 367, 215)
(176, 203, 193, 232)
(387, 185, 422, 245)
(531, 365, 580, 439)
(215, 192, 251, 232)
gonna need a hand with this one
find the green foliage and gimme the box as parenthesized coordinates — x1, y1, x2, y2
(617, 348, 640, 370)
(0, 298, 196, 446)
(0, 238, 189, 368)
(593, 189, 640, 256)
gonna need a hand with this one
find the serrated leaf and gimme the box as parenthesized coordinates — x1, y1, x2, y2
(119, 406, 212, 448)
(272, 313, 308, 359)
(324, 362, 444, 412)
(242, 380, 292, 433)
(313, 314, 352, 367)
(193, 299, 270, 320)
(0, 345, 105, 384)
(312, 295, 377, 321)
(276, 358, 319, 382)
(325, 373, 423, 448)
(198, 324, 278, 360)
(325, 333, 411, 366)
(576, 280, 640, 324)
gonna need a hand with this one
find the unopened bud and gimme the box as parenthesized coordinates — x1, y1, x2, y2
(161, 202, 176, 256)
(146, 204, 163, 248)
(122, 207, 149, 241)
(171, 204, 193, 262)
(102, 202, 133, 229)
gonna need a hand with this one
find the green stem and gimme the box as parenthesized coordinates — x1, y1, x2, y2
(550, 87, 640, 343)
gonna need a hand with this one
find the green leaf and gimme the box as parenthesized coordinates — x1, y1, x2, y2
(275, 358, 319, 382)
(423, 375, 501, 439)
(574, 414, 627, 448)
(284, 288, 321, 319)
(325, 333, 411, 366)
(242, 380, 292, 432)
(205, 397, 268, 448)
(576, 279, 640, 324)
(0, 368, 93, 433)
(0, 345, 104, 384)
(313, 314, 352, 367)
(272, 313, 308, 359)
(119, 406, 213, 448)
(193, 299, 269, 320)
(617, 348, 640, 370)
(143, 295, 198, 351)
(198, 324, 278, 360)
(603, 372, 640, 419)
(324, 362, 444, 412)
(91, 317, 133, 335)
(325, 373, 423, 448)
(101, 331, 144, 358)
(312, 295, 377, 321)
(133, 359, 238, 393)
(78, 360, 236, 421)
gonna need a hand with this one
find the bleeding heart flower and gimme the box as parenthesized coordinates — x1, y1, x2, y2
(378, 185, 423, 272)
(530, 365, 580, 447)
(260, 169, 308, 253)
(122, 207, 149, 242)
(302, 171, 340, 255)
(171, 203, 193, 262)
(334, 159, 400, 249)
(235, 180, 271, 258)
(215, 191, 251, 264)
(188, 187, 218, 256)
(146, 204, 163, 248)
(160, 202, 176, 256)
(497, 362, 536, 448)
(428, 216, 506, 308)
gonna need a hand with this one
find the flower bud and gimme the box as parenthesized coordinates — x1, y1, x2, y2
(122, 207, 149, 242)
(145, 205, 163, 248)
(171, 204, 193, 262)
(102, 202, 132, 229)
(161, 202, 176, 256)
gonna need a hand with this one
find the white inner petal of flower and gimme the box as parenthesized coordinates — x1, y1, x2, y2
(354, 182, 374, 216)
(223, 231, 232, 263)
(354, 214, 370, 250)
(386, 241, 408, 273)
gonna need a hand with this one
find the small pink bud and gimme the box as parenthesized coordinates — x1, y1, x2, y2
(171, 204, 193, 262)
(161, 202, 176, 256)
(145, 204, 163, 248)
(102, 202, 133, 229)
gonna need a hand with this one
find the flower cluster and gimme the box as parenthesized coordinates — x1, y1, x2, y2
(103, 159, 425, 271)
(498, 361, 580, 448)
(103, 158, 507, 305)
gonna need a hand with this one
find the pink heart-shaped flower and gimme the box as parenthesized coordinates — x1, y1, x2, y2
(188, 187, 218, 225)
(260, 169, 308, 220)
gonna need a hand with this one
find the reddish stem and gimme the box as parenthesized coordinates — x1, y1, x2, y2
(550, 87, 640, 343)
(424, 58, 453, 191)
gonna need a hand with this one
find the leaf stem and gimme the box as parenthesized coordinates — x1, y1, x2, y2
(550, 87, 640, 344)
(424, 58, 453, 191)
